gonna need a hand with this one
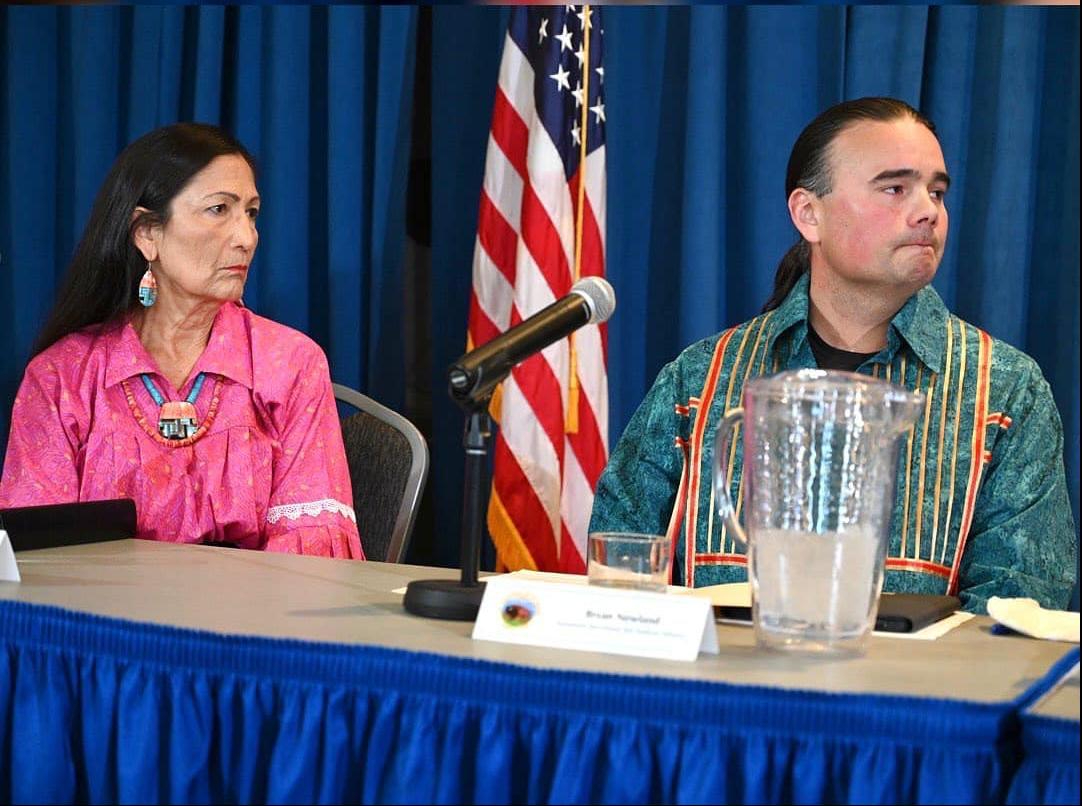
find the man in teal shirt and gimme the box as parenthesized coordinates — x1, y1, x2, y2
(590, 98, 1076, 613)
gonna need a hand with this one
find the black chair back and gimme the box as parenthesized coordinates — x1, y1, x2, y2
(333, 384, 428, 563)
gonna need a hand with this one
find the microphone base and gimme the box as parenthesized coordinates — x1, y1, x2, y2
(403, 578, 486, 621)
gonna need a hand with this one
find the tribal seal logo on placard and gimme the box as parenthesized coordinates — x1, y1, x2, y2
(501, 597, 536, 627)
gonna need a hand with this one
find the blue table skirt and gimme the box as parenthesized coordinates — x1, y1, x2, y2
(1006, 710, 1080, 806)
(0, 600, 1076, 805)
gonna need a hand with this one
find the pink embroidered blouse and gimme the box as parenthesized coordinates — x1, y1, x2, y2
(0, 302, 364, 559)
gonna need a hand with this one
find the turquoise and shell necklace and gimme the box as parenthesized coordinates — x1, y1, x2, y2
(141, 372, 207, 440)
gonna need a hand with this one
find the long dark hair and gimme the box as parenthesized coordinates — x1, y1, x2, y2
(32, 123, 256, 356)
(761, 97, 937, 312)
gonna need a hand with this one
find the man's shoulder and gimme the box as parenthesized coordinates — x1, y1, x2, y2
(656, 312, 775, 392)
(945, 312, 1047, 390)
(671, 312, 773, 367)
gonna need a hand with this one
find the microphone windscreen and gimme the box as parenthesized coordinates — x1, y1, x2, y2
(570, 277, 616, 324)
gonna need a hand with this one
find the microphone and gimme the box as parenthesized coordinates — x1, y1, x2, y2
(448, 276, 616, 405)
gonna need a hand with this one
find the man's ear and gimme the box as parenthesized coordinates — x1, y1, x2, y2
(130, 207, 160, 263)
(788, 188, 821, 245)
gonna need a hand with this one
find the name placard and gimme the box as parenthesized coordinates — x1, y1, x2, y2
(472, 575, 720, 662)
(0, 530, 20, 582)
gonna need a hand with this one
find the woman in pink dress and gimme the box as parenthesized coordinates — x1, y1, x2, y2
(0, 123, 363, 559)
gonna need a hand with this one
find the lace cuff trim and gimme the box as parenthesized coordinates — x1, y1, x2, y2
(266, 498, 357, 525)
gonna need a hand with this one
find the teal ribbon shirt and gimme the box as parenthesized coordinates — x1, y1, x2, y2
(591, 275, 1077, 613)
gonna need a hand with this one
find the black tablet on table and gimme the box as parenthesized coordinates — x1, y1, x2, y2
(713, 592, 962, 634)
(0, 499, 136, 552)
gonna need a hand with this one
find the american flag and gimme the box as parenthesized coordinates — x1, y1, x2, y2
(468, 5, 608, 573)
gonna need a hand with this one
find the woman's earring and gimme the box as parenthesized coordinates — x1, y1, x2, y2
(138, 265, 157, 307)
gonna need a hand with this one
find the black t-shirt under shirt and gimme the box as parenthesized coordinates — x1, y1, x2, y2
(806, 324, 878, 373)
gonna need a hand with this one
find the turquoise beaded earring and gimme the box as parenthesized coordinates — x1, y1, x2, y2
(138, 264, 157, 307)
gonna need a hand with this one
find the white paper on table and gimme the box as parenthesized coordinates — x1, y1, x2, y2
(0, 530, 21, 582)
(883, 611, 974, 640)
(473, 573, 719, 661)
(987, 597, 1080, 643)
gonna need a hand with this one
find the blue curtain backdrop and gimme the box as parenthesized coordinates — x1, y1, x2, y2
(0, 4, 417, 417)
(2, 5, 1078, 606)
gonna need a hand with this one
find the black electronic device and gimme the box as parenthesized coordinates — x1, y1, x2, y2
(713, 593, 962, 634)
(872, 593, 962, 633)
(0, 498, 137, 552)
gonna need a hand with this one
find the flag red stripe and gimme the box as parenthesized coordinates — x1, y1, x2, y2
(490, 88, 528, 180)
(579, 194, 609, 361)
(570, 177, 608, 360)
(566, 387, 606, 483)
(569, 170, 604, 276)
(578, 200, 604, 277)
(520, 183, 573, 298)
(492, 434, 560, 569)
(509, 354, 567, 467)
(559, 522, 586, 574)
(477, 192, 518, 287)
(468, 291, 501, 349)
